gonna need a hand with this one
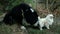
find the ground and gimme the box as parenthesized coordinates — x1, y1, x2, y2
(0, 11, 60, 34)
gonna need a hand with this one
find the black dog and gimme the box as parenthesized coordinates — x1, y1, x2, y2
(3, 3, 38, 29)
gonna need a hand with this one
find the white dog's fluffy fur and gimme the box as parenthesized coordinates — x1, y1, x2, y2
(34, 14, 54, 30)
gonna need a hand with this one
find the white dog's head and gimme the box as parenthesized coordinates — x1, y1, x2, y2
(46, 14, 54, 19)
(46, 14, 54, 25)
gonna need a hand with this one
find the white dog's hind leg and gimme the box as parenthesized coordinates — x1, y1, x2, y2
(34, 16, 40, 26)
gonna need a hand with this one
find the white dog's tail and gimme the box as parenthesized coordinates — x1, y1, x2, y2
(34, 16, 40, 26)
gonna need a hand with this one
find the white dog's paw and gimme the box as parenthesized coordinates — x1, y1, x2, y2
(40, 29, 43, 30)
(40, 27, 43, 30)
(47, 28, 50, 29)
(21, 26, 26, 30)
(47, 27, 50, 29)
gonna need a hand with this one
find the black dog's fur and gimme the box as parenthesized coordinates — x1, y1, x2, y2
(3, 3, 38, 26)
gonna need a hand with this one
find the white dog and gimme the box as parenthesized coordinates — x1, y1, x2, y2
(34, 14, 54, 30)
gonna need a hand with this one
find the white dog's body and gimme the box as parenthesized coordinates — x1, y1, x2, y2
(21, 14, 54, 30)
(37, 14, 54, 30)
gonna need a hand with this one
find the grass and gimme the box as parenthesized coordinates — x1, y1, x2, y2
(27, 24, 60, 34)
(0, 23, 60, 34)
(0, 11, 60, 34)
(0, 24, 22, 34)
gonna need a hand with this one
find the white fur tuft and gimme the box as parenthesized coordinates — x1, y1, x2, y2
(30, 8, 34, 12)
(21, 26, 26, 30)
